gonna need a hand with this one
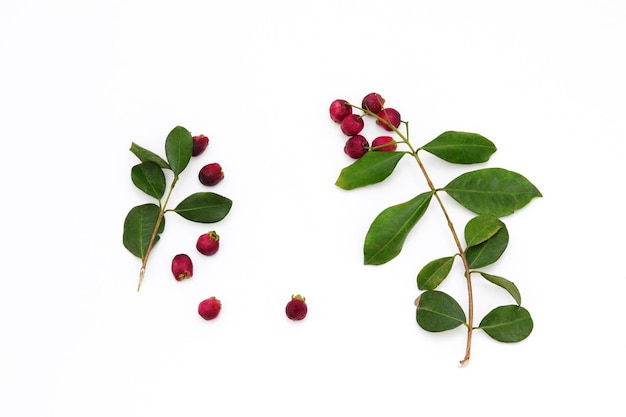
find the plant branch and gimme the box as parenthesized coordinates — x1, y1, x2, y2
(136, 175, 179, 291)
(411, 148, 475, 367)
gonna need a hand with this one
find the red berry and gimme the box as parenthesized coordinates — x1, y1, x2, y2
(372, 136, 397, 152)
(192, 134, 209, 156)
(362, 92, 385, 114)
(199, 162, 224, 186)
(329, 99, 352, 123)
(172, 254, 193, 281)
(344, 135, 369, 159)
(198, 296, 222, 320)
(196, 231, 220, 256)
(340, 114, 364, 136)
(285, 294, 307, 321)
(376, 108, 401, 131)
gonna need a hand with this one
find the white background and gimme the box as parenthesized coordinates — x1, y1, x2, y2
(1, 0, 625, 415)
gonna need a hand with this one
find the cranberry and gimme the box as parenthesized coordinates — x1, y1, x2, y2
(362, 93, 385, 114)
(329, 99, 352, 123)
(340, 114, 364, 136)
(376, 108, 401, 131)
(372, 136, 397, 152)
(199, 163, 224, 186)
(192, 134, 209, 156)
(344, 135, 369, 159)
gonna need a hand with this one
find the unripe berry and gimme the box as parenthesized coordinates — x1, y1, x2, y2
(198, 296, 222, 320)
(329, 99, 352, 123)
(171, 254, 193, 281)
(372, 136, 397, 152)
(196, 231, 220, 256)
(285, 294, 307, 321)
(362, 92, 385, 114)
(344, 135, 369, 159)
(376, 108, 401, 131)
(340, 114, 364, 136)
(192, 134, 209, 156)
(199, 162, 224, 186)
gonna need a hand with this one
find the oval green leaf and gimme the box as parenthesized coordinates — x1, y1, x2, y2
(420, 131, 496, 164)
(335, 151, 406, 190)
(417, 256, 455, 290)
(164, 125, 193, 176)
(364, 192, 433, 265)
(464, 214, 504, 248)
(131, 161, 166, 200)
(123, 203, 165, 259)
(479, 273, 522, 306)
(443, 168, 542, 216)
(479, 305, 533, 342)
(129, 142, 170, 169)
(173, 192, 233, 223)
(416, 290, 466, 332)
(465, 226, 509, 268)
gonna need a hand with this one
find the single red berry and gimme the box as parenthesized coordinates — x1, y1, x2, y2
(198, 296, 222, 320)
(372, 136, 397, 152)
(285, 294, 307, 321)
(344, 135, 369, 159)
(172, 254, 193, 281)
(192, 134, 209, 156)
(362, 92, 385, 114)
(340, 114, 364, 136)
(196, 231, 220, 256)
(329, 99, 352, 123)
(376, 108, 401, 131)
(199, 162, 224, 186)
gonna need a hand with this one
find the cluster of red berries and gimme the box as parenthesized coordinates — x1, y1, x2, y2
(329, 92, 402, 159)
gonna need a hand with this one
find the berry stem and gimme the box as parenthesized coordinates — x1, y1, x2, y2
(137, 175, 179, 291)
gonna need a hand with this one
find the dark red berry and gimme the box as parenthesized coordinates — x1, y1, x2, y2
(372, 136, 397, 152)
(362, 92, 385, 114)
(340, 114, 364, 136)
(376, 108, 401, 131)
(285, 294, 307, 321)
(196, 231, 220, 256)
(192, 134, 209, 156)
(198, 296, 222, 320)
(199, 162, 224, 186)
(344, 135, 369, 159)
(172, 254, 193, 281)
(329, 99, 352, 123)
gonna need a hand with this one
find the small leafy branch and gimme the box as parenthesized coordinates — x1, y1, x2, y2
(330, 94, 542, 366)
(123, 126, 232, 291)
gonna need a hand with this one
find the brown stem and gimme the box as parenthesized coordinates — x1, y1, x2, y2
(411, 153, 474, 367)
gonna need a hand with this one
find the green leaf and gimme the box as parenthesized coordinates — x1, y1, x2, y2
(465, 226, 509, 268)
(420, 131, 496, 164)
(123, 203, 165, 259)
(479, 305, 533, 342)
(417, 256, 456, 290)
(416, 290, 466, 332)
(364, 192, 433, 265)
(164, 125, 193, 176)
(479, 273, 522, 306)
(129, 142, 170, 169)
(131, 161, 166, 200)
(173, 192, 233, 223)
(443, 168, 542, 216)
(464, 214, 504, 248)
(335, 151, 405, 190)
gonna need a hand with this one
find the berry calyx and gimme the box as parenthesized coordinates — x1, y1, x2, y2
(372, 136, 397, 152)
(285, 294, 307, 321)
(376, 108, 401, 131)
(199, 162, 224, 186)
(344, 135, 369, 159)
(362, 92, 385, 114)
(196, 231, 220, 256)
(172, 254, 193, 281)
(340, 114, 365, 136)
(198, 296, 222, 320)
(192, 134, 209, 156)
(329, 99, 352, 123)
